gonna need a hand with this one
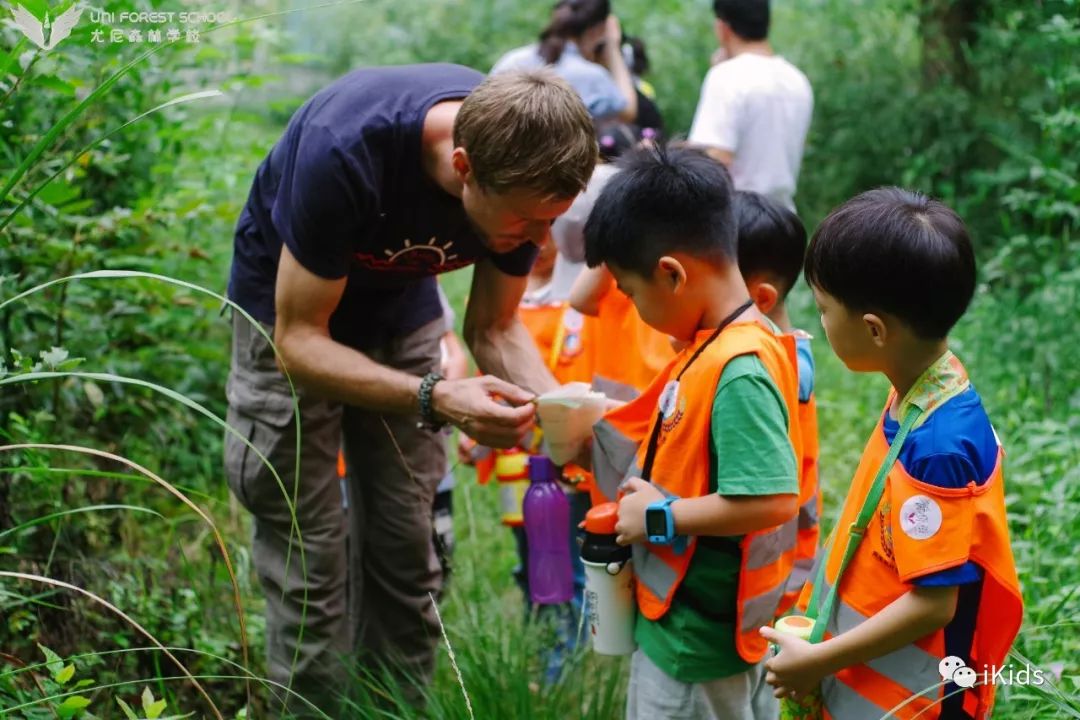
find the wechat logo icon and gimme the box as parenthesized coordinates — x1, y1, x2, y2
(939, 656, 977, 689)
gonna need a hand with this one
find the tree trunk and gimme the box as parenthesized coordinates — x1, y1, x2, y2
(920, 0, 982, 88)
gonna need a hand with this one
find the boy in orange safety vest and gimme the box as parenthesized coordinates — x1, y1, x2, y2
(733, 191, 822, 615)
(586, 145, 801, 720)
(761, 188, 1023, 720)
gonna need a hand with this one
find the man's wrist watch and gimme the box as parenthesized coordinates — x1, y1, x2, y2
(645, 496, 680, 545)
(417, 372, 446, 432)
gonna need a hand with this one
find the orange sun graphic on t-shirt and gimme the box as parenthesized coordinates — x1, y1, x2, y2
(383, 236, 459, 264)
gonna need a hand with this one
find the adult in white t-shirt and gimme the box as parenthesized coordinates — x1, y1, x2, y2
(688, 0, 812, 210)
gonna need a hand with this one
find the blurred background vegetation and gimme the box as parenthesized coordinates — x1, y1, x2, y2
(0, 0, 1077, 717)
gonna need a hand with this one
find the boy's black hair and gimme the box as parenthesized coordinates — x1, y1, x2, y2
(805, 187, 976, 340)
(584, 144, 736, 276)
(734, 191, 807, 299)
(713, 0, 770, 41)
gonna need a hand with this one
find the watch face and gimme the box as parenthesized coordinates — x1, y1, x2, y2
(645, 508, 667, 537)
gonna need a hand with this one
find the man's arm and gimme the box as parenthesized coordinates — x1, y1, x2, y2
(274, 245, 419, 412)
(687, 65, 738, 166)
(463, 256, 559, 396)
(274, 245, 535, 448)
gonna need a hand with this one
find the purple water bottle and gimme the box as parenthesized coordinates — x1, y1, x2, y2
(523, 456, 574, 604)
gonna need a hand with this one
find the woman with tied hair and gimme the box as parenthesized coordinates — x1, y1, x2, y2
(492, 0, 638, 122)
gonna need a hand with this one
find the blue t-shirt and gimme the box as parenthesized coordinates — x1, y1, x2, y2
(491, 42, 628, 119)
(794, 334, 815, 403)
(883, 385, 998, 719)
(228, 63, 538, 350)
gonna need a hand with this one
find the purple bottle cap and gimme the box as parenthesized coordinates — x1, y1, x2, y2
(528, 455, 557, 483)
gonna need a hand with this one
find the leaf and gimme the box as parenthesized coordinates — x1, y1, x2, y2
(56, 695, 92, 718)
(141, 686, 167, 718)
(56, 663, 75, 685)
(39, 346, 70, 369)
(116, 698, 139, 720)
(34, 74, 76, 97)
(83, 380, 105, 409)
(38, 643, 63, 677)
(147, 698, 167, 719)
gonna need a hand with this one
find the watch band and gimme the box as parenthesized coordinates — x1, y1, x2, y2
(648, 495, 680, 545)
(417, 372, 445, 432)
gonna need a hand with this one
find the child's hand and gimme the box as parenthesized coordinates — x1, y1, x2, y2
(615, 478, 664, 545)
(760, 626, 827, 700)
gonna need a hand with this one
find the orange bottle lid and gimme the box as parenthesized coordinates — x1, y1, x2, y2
(584, 502, 619, 534)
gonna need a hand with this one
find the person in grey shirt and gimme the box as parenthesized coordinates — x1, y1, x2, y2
(492, 0, 637, 122)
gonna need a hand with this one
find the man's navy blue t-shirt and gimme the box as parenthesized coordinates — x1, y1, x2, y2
(228, 63, 538, 350)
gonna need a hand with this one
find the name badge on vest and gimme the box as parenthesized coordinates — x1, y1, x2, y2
(561, 308, 585, 360)
(899, 494, 943, 540)
(659, 380, 680, 419)
(658, 380, 685, 434)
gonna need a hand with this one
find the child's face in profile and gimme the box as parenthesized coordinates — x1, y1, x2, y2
(609, 261, 696, 341)
(812, 286, 882, 372)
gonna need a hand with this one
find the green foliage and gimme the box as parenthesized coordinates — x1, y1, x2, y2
(1, 0, 1078, 717)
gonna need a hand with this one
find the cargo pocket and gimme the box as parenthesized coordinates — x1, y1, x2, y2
(224, 404, 297, 516)
(224, 407, 258, 511)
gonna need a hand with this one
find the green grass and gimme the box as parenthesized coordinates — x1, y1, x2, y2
(1, 0, 1076, 716)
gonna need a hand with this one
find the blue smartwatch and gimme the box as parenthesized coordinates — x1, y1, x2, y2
(646, 496, 679, 545)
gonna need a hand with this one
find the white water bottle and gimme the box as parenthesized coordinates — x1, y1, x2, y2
(581, 502, 636, 655)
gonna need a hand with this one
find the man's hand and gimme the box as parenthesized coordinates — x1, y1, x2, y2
(433, 375, 535, 449)
(615, 477, 664, 545)
(760, 626, 828, 700)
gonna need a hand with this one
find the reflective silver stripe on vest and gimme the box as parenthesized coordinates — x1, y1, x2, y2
(636, 515, 798, 627)
(634, 543, 679, 602)
(592, 373, 640, 403)
(798, 492, 819, 530)
(592, 418, 640, 502)
(786, 554, 814, 595)
(816, 576, 946, 708)
(740, 516, 799, 631)
(821, 675, 888, 720)
(741, 580, 787, 633)
(745, 515, 799, 570)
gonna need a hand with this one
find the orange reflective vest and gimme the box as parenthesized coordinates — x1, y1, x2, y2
(798, 397, 1023, 720)
(590, 288, 674, 402)
(778, 332, 822, 615)
(593, 320, 802, 663)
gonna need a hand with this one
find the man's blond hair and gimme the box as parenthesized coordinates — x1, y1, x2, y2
(453, 70, 597, 199)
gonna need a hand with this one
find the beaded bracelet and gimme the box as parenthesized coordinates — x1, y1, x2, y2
(417, 371, 445, 432)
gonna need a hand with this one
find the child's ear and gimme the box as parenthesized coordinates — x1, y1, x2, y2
(657, 256, 687, 293)
(749, 280, 780, 315)
(863, 313, 888, 347)
(451, 148, 472, 183)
